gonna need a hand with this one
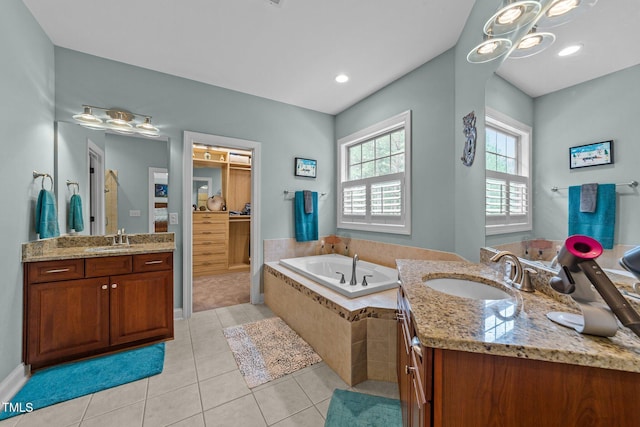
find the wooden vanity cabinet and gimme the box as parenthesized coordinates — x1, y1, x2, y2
(397, 285, 640, 427)
(24, 253, 173, 369)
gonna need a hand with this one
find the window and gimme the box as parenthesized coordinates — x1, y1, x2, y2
(337, 111, 411, 234)
(485, 108, 532, 235)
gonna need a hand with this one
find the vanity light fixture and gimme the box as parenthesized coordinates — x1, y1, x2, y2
(509, 27, 556, 58)
(72, 105, 160, 137)
(467, 36, 513, 64)
(483, 1, 542, 36)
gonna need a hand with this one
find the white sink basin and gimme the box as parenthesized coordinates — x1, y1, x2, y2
(425, 278, 510, 300)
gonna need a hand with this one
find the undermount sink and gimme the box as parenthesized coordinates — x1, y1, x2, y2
(84, 246, 129, 253)
(425, 278, 510, 301)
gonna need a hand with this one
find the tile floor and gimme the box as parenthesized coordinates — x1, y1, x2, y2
(1, 303, 399, 427)
(192, 272, 251, 312)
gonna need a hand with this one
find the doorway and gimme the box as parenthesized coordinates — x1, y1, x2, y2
(182, 131, 261, 319)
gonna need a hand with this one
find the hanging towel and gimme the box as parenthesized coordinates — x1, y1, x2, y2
(295, 191, 318, 242)
(35, 189, 60, 239)
(568, 184, 616, 249)
(68, 194, 84, 232)
(303, 190, 313, 214)
(580, 183, 598, 213)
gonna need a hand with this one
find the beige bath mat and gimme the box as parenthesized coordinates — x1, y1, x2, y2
(223, 316, 322, 388)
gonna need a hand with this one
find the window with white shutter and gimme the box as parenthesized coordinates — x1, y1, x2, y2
(485, 109, 532, 235)
(338, 111, 411, 234)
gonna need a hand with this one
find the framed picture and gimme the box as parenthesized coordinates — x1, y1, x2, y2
(154, 183, 168, 198)
(295, 157, 317, 178)
(569, 140, 614, 169)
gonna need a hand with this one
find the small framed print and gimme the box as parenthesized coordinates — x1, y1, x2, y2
(569, 140, 614, 169)
(295, 157, 317, 178)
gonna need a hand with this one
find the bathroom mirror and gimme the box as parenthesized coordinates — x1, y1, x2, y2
(483, 0, 640, 255)
(192, 177, 212, 211)
(55, 121, 169, 236)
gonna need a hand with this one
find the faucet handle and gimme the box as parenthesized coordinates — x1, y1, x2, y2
(336, 272, 346, 284)
(362, 274, 373, 287)
(517, 268, 537, 293)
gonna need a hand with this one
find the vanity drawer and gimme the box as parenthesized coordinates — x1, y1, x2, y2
(85, 256, 133, 277)
(27, 259, 85, 283)
(133, 252, 173, 273)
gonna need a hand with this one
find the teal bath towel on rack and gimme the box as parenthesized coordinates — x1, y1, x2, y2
(568, 184, 616, 249)
(68, 194, 84, 232)
(295, 191, 318, 242)
(35, 189, 60, 239)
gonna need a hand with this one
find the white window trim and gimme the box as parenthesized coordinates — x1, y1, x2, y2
(485, 108, 532, 235)
(337, 110, 411, 235)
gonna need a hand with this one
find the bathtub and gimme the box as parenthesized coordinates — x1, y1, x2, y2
(279, 254, 399, 298)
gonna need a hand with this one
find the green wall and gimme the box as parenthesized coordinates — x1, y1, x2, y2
(335, 50, 457, 252)
(532, 64, 640, 245)
(0, 0, 55, 383)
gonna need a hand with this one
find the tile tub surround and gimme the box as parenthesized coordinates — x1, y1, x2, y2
(263, 262, 397, 386)
(397, 259, 640, 374)
(22, 233, 175, 262)
(264, 236, 465, 268)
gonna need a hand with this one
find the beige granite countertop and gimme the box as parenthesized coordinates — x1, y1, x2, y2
(397, 259, 640, 373)
(22, 233, 175, 262)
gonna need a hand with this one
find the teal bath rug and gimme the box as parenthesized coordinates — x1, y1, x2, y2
(324, 389, 402, 427)
(0, 343, 165, 420)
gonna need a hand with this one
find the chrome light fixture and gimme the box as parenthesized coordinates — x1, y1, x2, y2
(483, 1, 542, 36)
(537, 0, 598, 28)
(509, 27, 556, 58)
(467, 35, 513, 63)
(72, 105, 160, 137)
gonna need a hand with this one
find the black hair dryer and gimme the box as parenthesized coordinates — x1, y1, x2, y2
(547, 235, 640, 338)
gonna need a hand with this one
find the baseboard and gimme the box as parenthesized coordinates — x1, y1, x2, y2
(174, 308, 184, 320)
(0, 364, 29, 403)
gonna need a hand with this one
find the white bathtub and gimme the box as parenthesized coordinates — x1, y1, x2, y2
(279, 254, 399, 298)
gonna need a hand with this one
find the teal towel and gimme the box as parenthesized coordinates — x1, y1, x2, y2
(569, 184, 616, 249)
(68, 194, 84, 232)
(295, 191, 318, 242)
(35, 189, 60, 239)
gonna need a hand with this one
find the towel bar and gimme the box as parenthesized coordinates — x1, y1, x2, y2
(551, 180, 638, 192)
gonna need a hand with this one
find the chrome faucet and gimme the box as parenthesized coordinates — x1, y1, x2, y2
(350, 254, 359, 286)
(490, 251, 524, 286)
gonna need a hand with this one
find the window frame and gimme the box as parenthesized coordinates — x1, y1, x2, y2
(337, 110, 411, 235)
(485, 108, 532, 235)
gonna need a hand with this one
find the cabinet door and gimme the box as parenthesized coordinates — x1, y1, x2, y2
(27, 277, 109, 367)
(109, 270, 173, 346)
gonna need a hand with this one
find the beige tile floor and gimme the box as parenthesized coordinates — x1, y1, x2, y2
(1, 303, 399, 427)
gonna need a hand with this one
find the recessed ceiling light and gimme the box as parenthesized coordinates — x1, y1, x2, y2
(558, 44, 582, 57)
(335, 74, 349, 83)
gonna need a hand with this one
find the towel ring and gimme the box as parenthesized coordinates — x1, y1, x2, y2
(33, 171, 54, 191)
(66, 180, 79, 195)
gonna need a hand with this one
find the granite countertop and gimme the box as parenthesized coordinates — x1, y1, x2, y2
(397, 259, 640, 373)
(22, 233, 175, 262)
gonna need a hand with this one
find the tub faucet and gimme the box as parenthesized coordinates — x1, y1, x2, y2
(350, 254, 359, 286)
(490, 251, 523, 287)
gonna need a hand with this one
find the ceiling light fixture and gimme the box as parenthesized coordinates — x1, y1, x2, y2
(483, 1, 542, 36)
(558, 44, 582, 56)
(335, 74, 349, 83)
(509, 27, 556, 58)
(72, 105, 160, 137)
(467, 36, 513, 63)
(537, 0, 598, 28)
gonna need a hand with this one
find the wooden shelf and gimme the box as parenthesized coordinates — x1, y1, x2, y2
(229, 215, 251, 222)
(193, 158, 227, 168)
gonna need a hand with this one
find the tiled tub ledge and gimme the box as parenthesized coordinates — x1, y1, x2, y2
(263, 262, 397, 386)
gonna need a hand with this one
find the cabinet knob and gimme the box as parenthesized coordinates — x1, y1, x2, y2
(111, 283, 118, 289)
(101, 285, 108, 290)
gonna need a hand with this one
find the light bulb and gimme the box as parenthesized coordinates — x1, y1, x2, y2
(478, 42, 499, 55)
(547, 0, 580, 17)
(558, 44, 582, 56)
(335, 74, 349, 83)
(518, 35, 543, 50)
(497, 6, 524, 24)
